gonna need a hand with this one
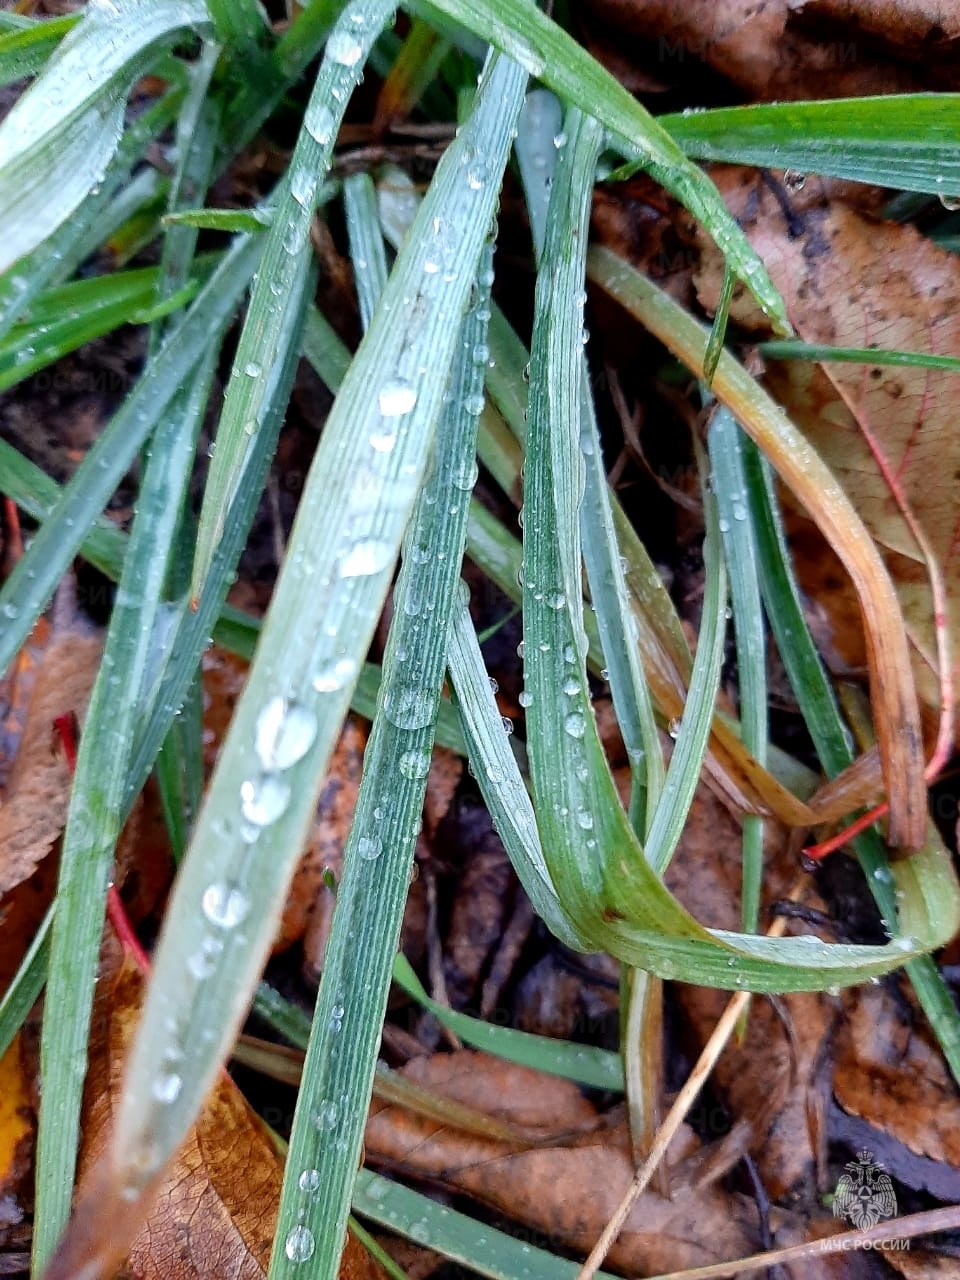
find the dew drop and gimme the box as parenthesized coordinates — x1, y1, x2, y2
(783, 169, 806, 191)
(153, 1071, 182, 1104)
(409, 1220, 431, 1245)
(312, 655, 358, 693)
(358, 834, 383, 861)
(339, 539, 393, 578)
(285, 1224, 316, 1262)
(255, 698, 318, 771)
(563, 713, 586, 740)
(240, 773, 291, 826)
(306, 104, 335, 145)
(244, 360, 262, 378)
(668, 717, 682, 739)
(399, 748, 432, 780)
(316, 1099, 340, 1130)
(378, 379, 418, 416)
(518, 690, 533, 708)
(299, 1168, 322, 1194)
(326, 30, 362, 65)
(384, 686, 436, 731)
(545, 592, 566, 610)
(201, 882, 250, 929)
(562, 677, 580, 697)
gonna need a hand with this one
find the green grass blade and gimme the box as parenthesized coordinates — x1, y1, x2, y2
(0, 233, 261, 676)
(33, 350, 218, 1270)
(413, 0, 791, 332)
(192, 0, 396, 596)
(344, 172, 390, 328)
(270, 234, 502, 1280)
(0, 88, 182, 342)
(0, 907, 51, 1063)
(758, 340, 960, 373)
(0, 15, 77, 86)
(106, 47, 527, 1237)
(741, 440, 960, 1078)
(0, 0, 210, 272)
(0, 263, 209, 393)
(662, 95, 960, 197)
(392, 953, 622, 1089)
(353, 1169, 619, 1280)
(708, 407, 767, 933)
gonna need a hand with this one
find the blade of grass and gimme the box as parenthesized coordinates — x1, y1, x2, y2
(191, 0, 396, 597)
(758, 340, 960, 373)
(51, 47, 532, 1274)
(661, 95, 960, 197)
(0, 906, 51, 1063)
(0, 232, 262, 677)
(33, 348, 219, 1271)
(0, 87, 182, 341)
(0, 0, 210, 272)
(708, 406, 767, 935)
(270, 231, 504, 1279)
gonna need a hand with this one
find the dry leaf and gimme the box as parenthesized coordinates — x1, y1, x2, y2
(365, 1049, 764, 1275)
(0, 626, 101, 895)
(0, 1033, 33, 1241)
(581, 0, 925, 101)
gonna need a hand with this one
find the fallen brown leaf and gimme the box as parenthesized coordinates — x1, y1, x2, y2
(581, 0, 927, 101)
(365, 1049, 764, 1275)
(0, 624, 102, 896)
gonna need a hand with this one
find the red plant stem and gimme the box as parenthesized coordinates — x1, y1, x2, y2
(52, 712, 151, 974)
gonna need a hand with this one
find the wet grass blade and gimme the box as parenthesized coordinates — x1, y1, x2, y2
(65, 50, 529, 1271)
(33, 349, 218, 1270)
(0, 0, 209, 271)
(0, 233, 262, 676)
(270, 233, 503, 1279)
(662, 95, 960, 197)
(192, 0, 397, 597)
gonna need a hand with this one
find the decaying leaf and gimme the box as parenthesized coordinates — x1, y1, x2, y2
(694, 167, 960, 743)
(0, 1032, 33, 1245)
(581, 0, 928, 102)
(365, 1049, 765, 1275)
(0, 623, 102, 896)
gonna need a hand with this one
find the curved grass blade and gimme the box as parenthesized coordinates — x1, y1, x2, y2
(521, 109, 958, 990)
(33, 349, 218, 1271)
(191, 0, 397, 597)
(587, 244, 927, 850)
(0, 232, 262, 677)
(391, 954, 622, 1090)
(0, 88, 182, 341)
(0, 0, 210, 272)
(270, 234, 506, 1280)
(413, 0, 791, 333)
(75, 49, 529, 1263)
(661, 95, 960, 198)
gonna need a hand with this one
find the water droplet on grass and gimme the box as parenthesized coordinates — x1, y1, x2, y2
(255, 698, 317, 771)
(339, 539, 392, 578)
(201, 883, 249, 929)
(240, 773, 291, 826)
(563, 713, 585, 739)
(312, 655, 358, 693)
(378, 379, 417, 416)
(326, 30, 362, 65)
(285, 1225, 316, 1262)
